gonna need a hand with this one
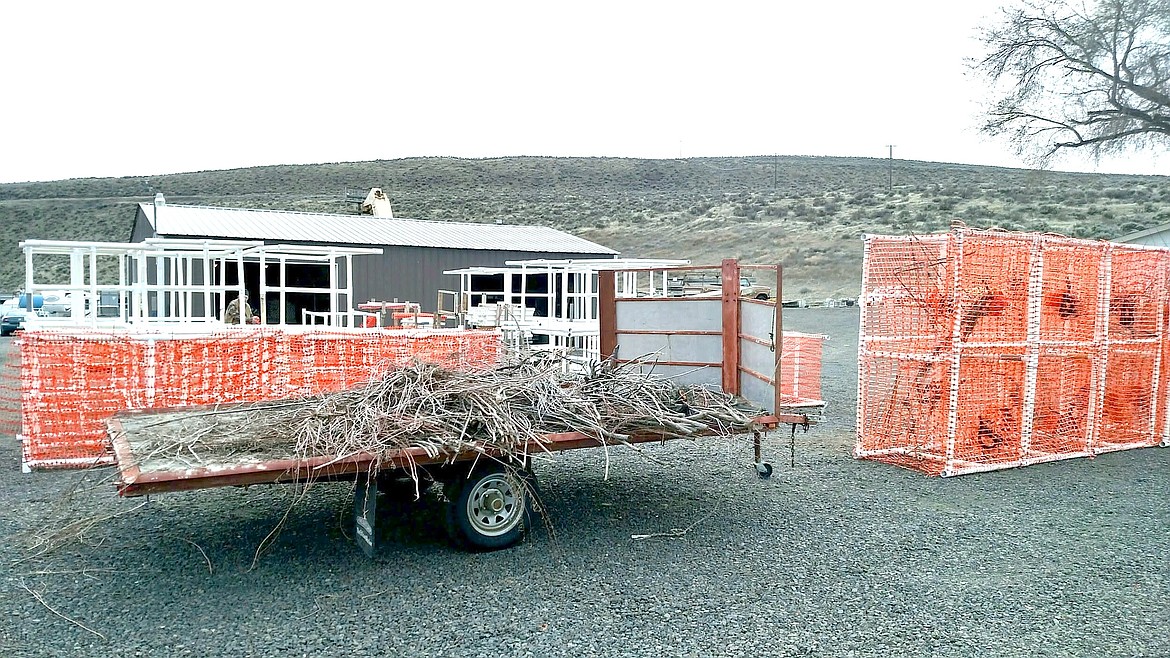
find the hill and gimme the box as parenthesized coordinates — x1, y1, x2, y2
(2, 156, 1167, 299)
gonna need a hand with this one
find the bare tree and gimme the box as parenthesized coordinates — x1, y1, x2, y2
(975, 0, 1170, 163)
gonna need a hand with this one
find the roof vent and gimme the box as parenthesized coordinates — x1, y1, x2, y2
(360, 188, 394, 218)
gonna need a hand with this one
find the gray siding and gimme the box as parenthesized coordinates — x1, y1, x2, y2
(131, 208, 615, 312)
(131, 208, 156, 242)
(333, 244, 608, 312)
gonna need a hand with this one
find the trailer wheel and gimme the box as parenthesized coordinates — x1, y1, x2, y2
(444, 462, 532, 551)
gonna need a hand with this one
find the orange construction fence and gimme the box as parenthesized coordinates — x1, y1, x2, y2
(0, 328, 502, 470)
(856, 227, 1170, 476)
(779, 331, 825, 407)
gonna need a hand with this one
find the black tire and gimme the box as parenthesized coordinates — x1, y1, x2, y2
(444, 461, 532, 551)
(755, 293, 770, 300)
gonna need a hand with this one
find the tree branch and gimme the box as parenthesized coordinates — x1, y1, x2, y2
(973, 0, 1170, 160)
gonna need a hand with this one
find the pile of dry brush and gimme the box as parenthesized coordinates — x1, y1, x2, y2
(160, 355, 772, 468)
(255, 356, 767, 469)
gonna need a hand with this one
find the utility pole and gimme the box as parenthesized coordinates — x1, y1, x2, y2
(773, 153, 778, 190)
(886, 145, 895, 194)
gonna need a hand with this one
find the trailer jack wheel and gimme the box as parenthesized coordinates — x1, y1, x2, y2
(445, 462, 533, 551)
(751, 430, 773, 479)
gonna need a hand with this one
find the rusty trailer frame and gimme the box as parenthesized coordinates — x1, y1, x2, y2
(108, 416, 802, 499)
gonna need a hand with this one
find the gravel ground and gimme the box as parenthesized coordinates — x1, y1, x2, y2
(1, 307, 1168, 658)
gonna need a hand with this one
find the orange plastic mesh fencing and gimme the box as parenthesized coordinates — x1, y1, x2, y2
(0, 338, 22, 439)
(779, 332, 825, 405)
(950, 346, 1027, 467)
(151, 333, 277, 408)
(16, 328, 502, 470)
(1109, 246, 1166, 338)
(1098, 344, 1161, 452)
(290, 330, 502, 395)
(856, 354, 952, 476)
(860, 234, 952, 355)
(857, 227, 1170, 476)
(296, 332, 418, 394)
(955, 233, 1032, 345)
(18, 334, 150, 468)
(1100, 244, 1168, 453)
(1030, 347, 1094, 457)
(1039, 243, 1100, 343)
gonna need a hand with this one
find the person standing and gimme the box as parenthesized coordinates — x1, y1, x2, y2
(224, 290, 254, 325)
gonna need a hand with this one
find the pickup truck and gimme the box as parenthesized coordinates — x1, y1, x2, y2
(669, 275, 773, 300)
(738, 278, 773, 300)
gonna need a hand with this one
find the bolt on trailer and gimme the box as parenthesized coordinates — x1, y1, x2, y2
(107, 260, 822, 554)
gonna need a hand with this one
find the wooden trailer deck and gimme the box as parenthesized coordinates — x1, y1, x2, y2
(108, 403, 810, 498)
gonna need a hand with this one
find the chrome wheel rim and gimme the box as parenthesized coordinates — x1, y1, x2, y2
(466, 473, 524, 537)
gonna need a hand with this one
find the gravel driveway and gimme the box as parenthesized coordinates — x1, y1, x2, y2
(1, 308, 1167, 657)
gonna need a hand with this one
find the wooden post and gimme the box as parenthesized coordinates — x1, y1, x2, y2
(599, 270, 617, 361)
(721, 259, 740, 395)
(774, 264, 784, 414)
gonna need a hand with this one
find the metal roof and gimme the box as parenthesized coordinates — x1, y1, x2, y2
(139, 203, 617, 255)
(444, 258, 691, 276)
(1115, 222, 1170, 247)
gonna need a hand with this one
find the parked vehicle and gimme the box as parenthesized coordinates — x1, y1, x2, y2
(36, 291, 71, 317)
(671, 275, 773, 300)
(1, 308, 33, 336)
(738, 277, 773, 300)
(2, 293, 42, 313)
(0, 292, 58, 336)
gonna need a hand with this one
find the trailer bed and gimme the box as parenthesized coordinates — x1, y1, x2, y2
(108, 402, 809, 498)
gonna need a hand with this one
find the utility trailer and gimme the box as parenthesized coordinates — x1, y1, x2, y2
(107, 261, 820, 553)
(109, 412, 803, 554)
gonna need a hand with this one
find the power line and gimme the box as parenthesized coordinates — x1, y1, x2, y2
(884, 144, 893, 192)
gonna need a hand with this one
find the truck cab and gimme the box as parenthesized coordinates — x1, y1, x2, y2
(739, 277, 773, 300)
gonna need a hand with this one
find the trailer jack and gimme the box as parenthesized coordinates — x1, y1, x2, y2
(753, 420, 809, 479)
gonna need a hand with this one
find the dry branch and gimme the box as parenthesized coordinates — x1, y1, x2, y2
(131, 355, 768, 477)
(19, 578, 106, 640)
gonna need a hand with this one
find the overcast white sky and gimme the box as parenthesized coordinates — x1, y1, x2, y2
(1, 0, 1166, 184)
